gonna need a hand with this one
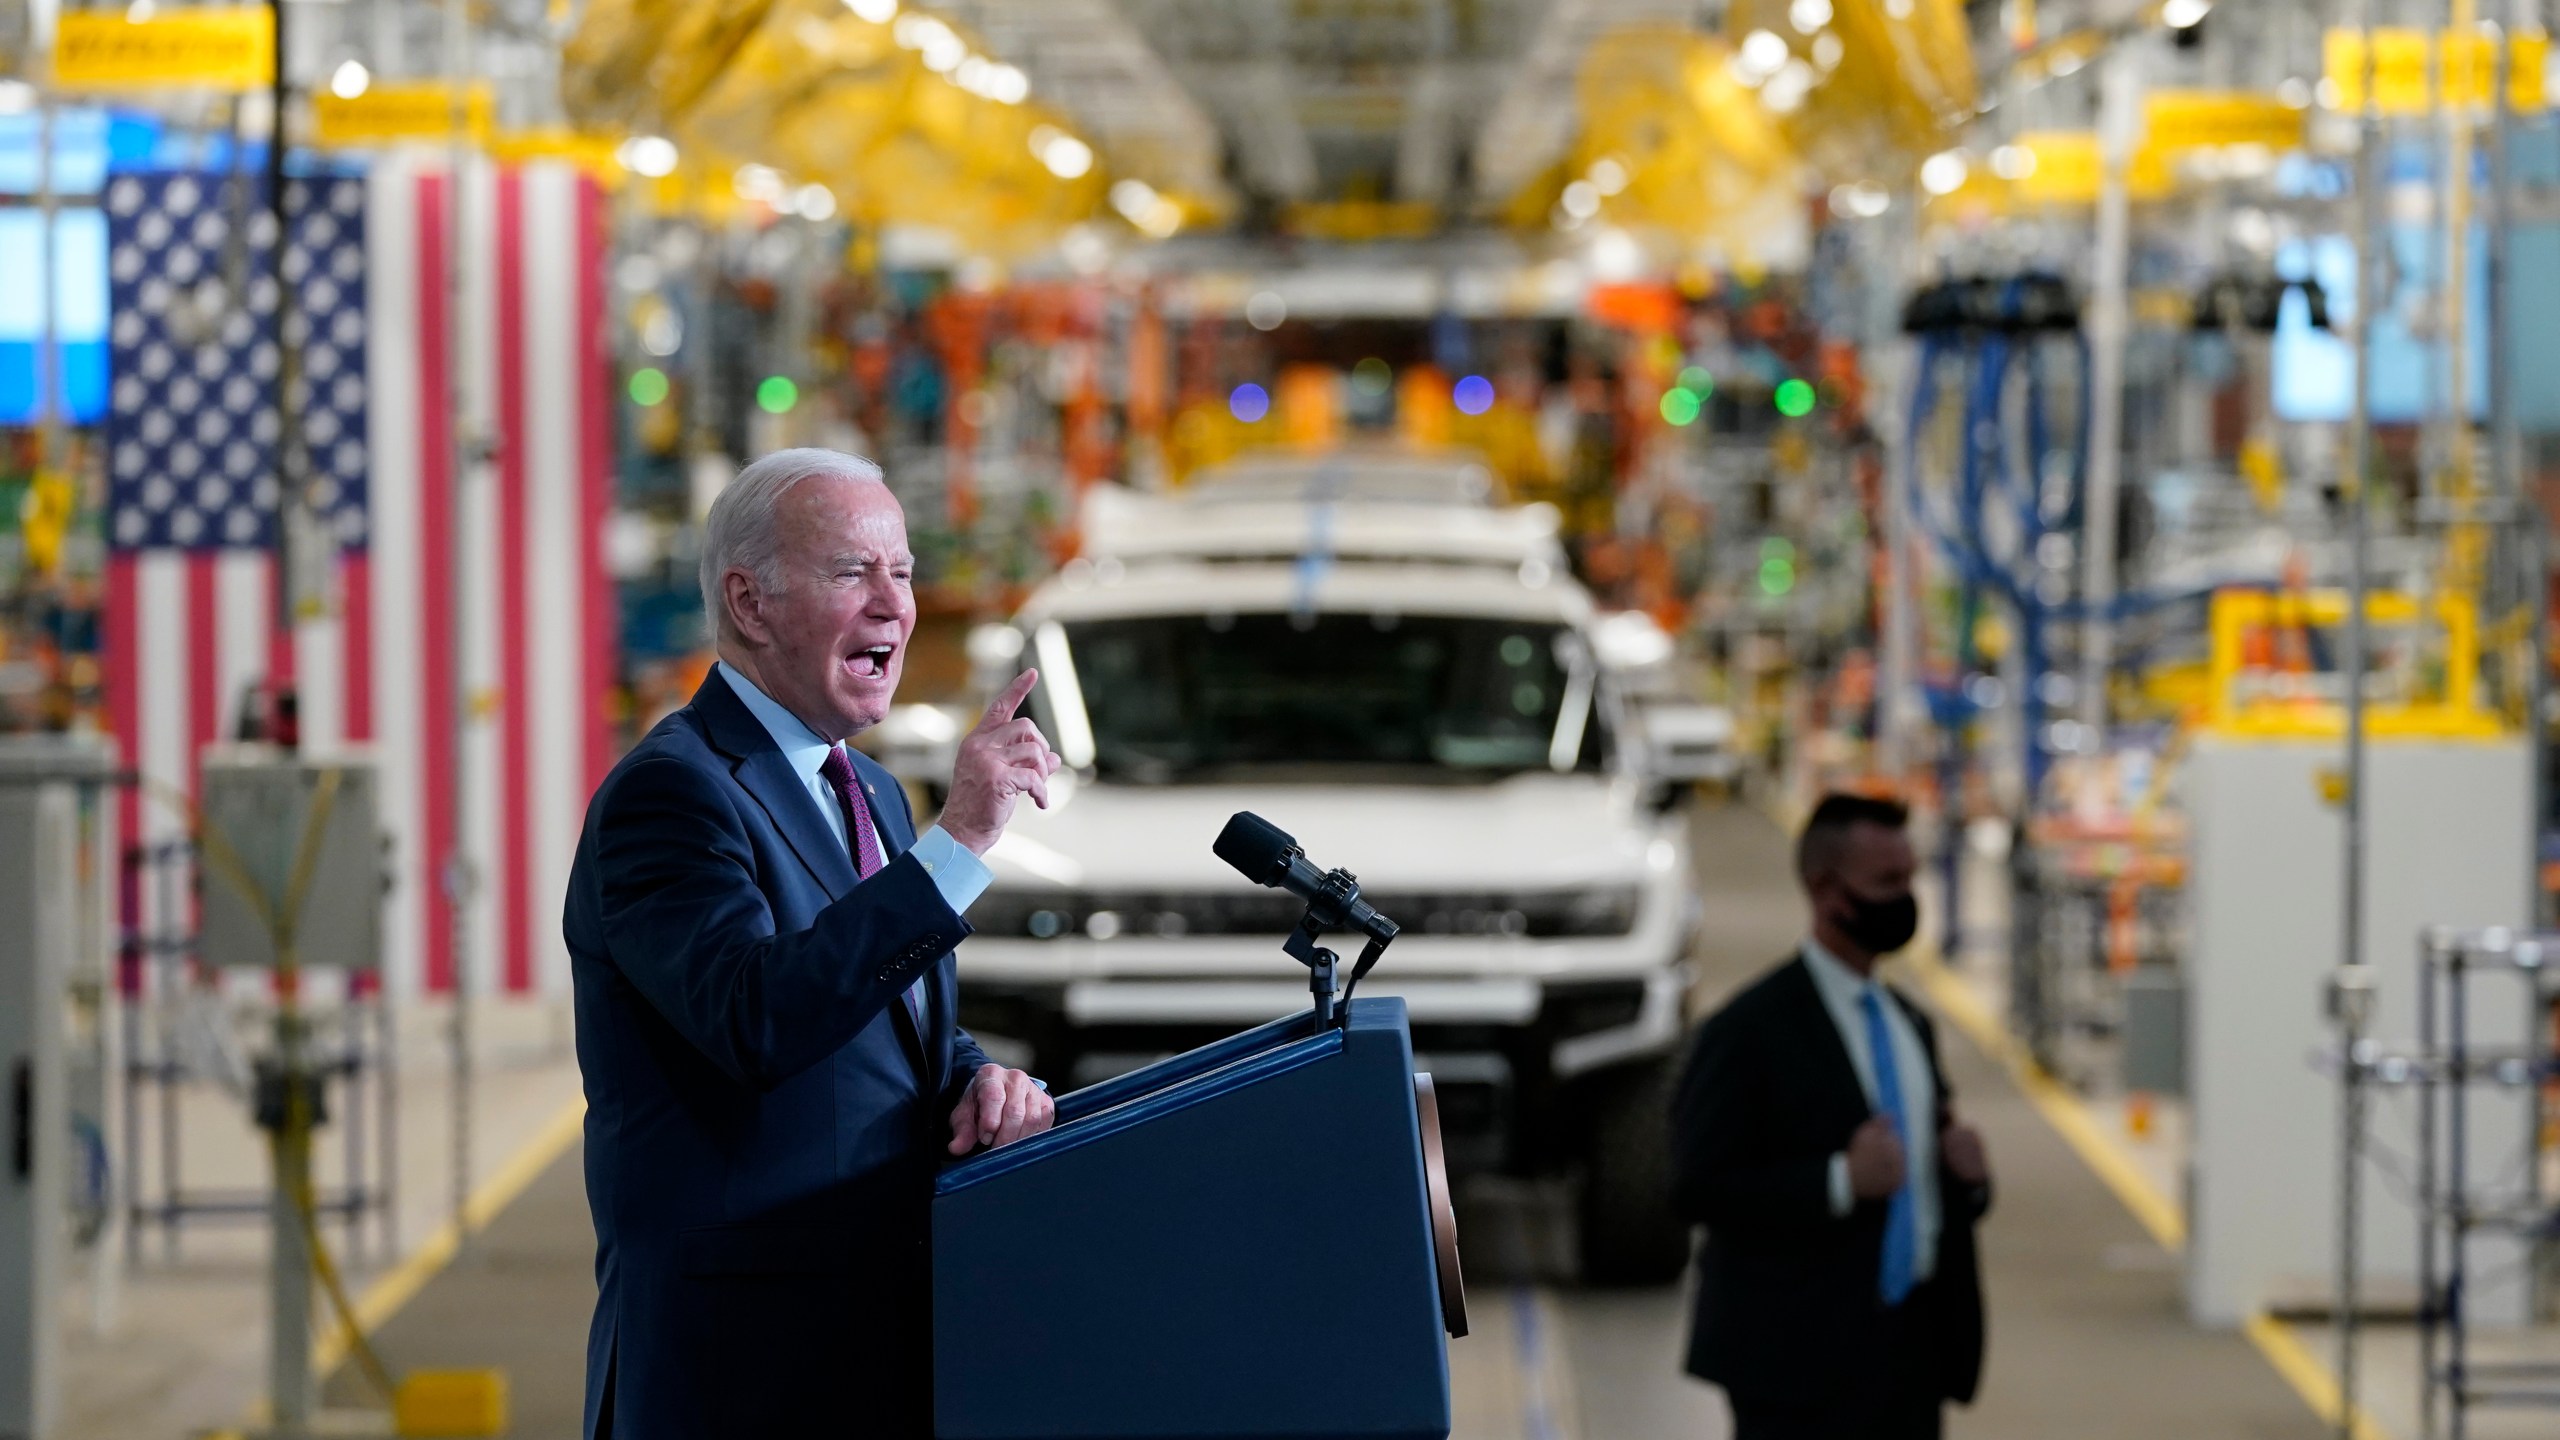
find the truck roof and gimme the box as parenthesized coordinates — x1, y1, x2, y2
(1018, 556, 1593, 628)
(1078, 478, 1566, 573)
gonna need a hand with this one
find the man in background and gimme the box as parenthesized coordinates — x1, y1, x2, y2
(1670, 793, 1993, 1439)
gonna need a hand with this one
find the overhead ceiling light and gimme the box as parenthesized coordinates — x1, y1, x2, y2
(949, 57, 1028, 104)
(1760, 59, 1816, 113)
(1919, 149, 1969, 196)
(1588, 156, 1630, 196)
(1245, 290, 1287, 330)
(1059, 224, 1112, 275)
(1560, 179, 1601, 220)
(329, 59, 371, 100)
(1811, 31, 1845, 71)
(794, 184, 838, 221)
(845, 0, 897, 20)
(1109, 178, 1156, 218)
(893, 13, 966, 72)
(1828, 182, 1891, 219)
(1990, 143, 2036, 180)
(1110, 179, 1181, 237)
(733, 163, 787, 202)
(1037, 131, 1095, 179)
(1588, 227, 1643, 283)
(1788, 0, 1833, 33)
(2161, 0, 2211, 29)
(1739, 28, 1791, 79)
(616, 135, 680, 179)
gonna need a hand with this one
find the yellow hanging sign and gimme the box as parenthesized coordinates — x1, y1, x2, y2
(2325, 27, 2549, 113)
(50, 8, 274, 92)
(2143, 91, 2305, 152)
(2009, 131, 2172, 205)
(312, 83, 494, 146)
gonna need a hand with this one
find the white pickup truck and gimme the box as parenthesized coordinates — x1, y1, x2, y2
(943, 455, 1700, 1282)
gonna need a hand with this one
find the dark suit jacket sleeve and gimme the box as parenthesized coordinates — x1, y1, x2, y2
(942, 1032, 996, 1113)
(1669, 1007, 1837, 1239)
(595, 754, 969, 1092)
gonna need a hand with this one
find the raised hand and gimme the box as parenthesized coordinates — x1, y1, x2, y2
(939, 669, 1062, 855)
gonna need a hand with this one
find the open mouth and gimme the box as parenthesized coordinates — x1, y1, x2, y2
(847, 644, 896, 679)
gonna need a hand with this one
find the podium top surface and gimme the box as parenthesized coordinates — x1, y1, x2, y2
(936, 998, 1411, 1197)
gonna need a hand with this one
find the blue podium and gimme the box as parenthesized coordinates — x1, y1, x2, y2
(933, 997, 1467, 1440)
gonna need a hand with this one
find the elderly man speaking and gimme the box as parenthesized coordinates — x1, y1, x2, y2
(564, 448, 1062, 1439)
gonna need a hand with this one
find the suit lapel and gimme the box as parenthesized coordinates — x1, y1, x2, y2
(690, 673, 859, 901)
(692, 676, 938, 1090)
(1782, 955, 1877, 1128)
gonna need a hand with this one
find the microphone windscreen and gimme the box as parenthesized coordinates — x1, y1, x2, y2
(1213, 811, 1297, 885)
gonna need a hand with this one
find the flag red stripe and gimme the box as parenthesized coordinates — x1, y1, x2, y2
(186, 554, 217, 789)
(579, 176, 615, 794)
(342, 552, 373, 742)
(266, 565, 294, 697)
(105, 554, 141, 946)
(496, 169, 533, 996)
(417, 173, 456, 995)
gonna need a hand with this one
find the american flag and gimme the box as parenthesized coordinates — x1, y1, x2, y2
(103, 155, 616, 1000)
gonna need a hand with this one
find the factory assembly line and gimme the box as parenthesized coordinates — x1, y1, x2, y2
(3, 0, 2559, 1438)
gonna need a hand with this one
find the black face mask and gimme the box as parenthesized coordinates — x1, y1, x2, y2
(1835, 889, 1919, 956)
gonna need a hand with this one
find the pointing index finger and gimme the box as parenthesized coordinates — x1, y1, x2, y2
(980, 669, 1039, 731)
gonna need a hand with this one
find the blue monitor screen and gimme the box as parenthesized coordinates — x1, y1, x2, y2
(0, 208, 109, 425)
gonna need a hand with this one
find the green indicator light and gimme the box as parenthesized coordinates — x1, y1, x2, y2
(756, 375, 799, 414)
(1774, 378, 1815, 417)
(1659, 388, 1701, 426)
(628, 367, 669, 407)
(1758, 557, 1796, 596)
(1678, 366, 1714, 397)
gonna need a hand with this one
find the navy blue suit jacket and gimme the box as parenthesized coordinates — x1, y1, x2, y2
(564, 673, 991, 1439)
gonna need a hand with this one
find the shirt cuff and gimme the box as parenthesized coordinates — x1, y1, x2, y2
(1828, 1152, 1853, 1217)
(909, 825, 994, 915)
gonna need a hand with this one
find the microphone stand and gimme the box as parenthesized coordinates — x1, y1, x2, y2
(1277, 867, 1396, 1031)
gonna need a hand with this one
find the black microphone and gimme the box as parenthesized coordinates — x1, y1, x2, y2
(1214, 812, 1400, 943)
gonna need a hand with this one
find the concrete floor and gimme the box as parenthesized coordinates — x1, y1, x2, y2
(312, 802, 2339, 1439)
(51, 999, 585, 1440)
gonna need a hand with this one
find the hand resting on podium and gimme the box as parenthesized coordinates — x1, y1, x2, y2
(950, 1061, 1055, 1154)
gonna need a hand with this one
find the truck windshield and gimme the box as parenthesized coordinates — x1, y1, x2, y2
(1062, 613, 1595, 783)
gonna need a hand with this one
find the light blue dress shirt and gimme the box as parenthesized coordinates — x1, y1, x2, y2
(1803, 938, 1941, 1282)
(716, 662, 992, 915)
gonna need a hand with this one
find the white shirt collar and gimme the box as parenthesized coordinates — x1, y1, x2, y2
(717, 661, 841, 780)
(1801, 935, 1881, 1007)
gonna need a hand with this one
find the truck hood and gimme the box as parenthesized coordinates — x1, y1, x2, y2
(982, 771, 1660, 894)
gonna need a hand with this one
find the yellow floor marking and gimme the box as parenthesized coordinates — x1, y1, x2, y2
(1903, 947, 2394, 1438)
(310, 1095, 588, 1379)
(2243, 1311, 2398, 1440)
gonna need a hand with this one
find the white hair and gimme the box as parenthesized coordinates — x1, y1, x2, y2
(699, 447, 886, 642)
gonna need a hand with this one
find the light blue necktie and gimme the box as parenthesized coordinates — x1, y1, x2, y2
(1860, 985, 1919, 1306)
